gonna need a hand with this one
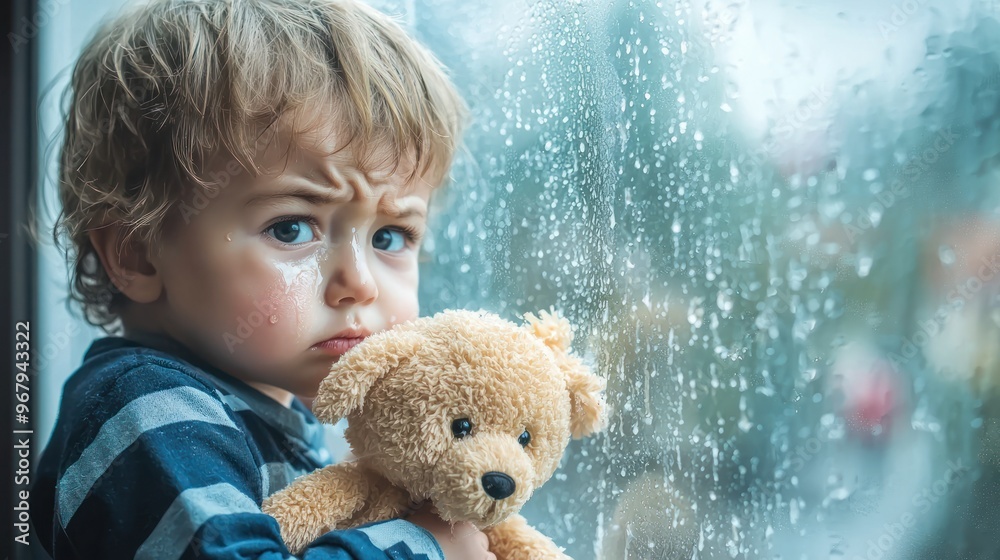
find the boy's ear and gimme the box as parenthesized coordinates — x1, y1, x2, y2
(311, 330, 424, 424)
(88, 224, 162, 304)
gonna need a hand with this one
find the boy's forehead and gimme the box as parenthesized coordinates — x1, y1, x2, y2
(226, 122, 432, 211)
(228, 157, 430, 224)
(255, 112, 433, 200)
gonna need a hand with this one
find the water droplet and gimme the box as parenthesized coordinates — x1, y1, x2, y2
(225, 232, 232, 242)
(268, 315, 278, 324)
(716, 291, 734, 313)
(939, 244, 956, 266)
(823, 487, 851, 506)
(737, 413, 753, 432)
(857, 256, 872, 277)
(350, 228, 366, 285)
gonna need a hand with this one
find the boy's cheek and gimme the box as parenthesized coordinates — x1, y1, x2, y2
(203, 261, 322, 359)
(273, 259, 325, 317)
(222, 286, 319, 355)
(382, 279, 420, 328)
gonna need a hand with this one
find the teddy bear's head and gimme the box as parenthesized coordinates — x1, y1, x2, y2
(311, 309, 606, 528)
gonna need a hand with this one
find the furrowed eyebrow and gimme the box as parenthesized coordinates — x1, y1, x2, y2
(378, 197, 428, 219)
(383, 205, 427, 219)
(244, 180, 428, 219)
(244, 186, 349, 208)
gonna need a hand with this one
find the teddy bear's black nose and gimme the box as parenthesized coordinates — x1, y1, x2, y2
(481, 472, 516, 500)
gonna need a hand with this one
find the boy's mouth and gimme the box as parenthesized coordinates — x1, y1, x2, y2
(311, 329, 370, 356)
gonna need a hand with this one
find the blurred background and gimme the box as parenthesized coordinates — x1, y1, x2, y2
(6, 0, 1000, 558)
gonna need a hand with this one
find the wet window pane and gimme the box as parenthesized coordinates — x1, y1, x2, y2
(395, 0, 1000, 558)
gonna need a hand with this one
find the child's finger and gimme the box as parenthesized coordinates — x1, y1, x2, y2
(450, 521, 482, 541)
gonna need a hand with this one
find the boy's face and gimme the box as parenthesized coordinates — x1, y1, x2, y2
(150, 122, 436, 401)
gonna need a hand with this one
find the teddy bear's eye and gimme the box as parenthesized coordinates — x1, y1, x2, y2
(518, 429, 531, 447)
(452, 418, 473, 439)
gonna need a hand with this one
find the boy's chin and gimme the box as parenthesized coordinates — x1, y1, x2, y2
(235, 354, 333, 400)
(290, 370, 331, 400)
(292, 387, 320, 400)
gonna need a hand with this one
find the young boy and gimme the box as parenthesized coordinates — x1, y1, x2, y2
(31, 0, 492, 559)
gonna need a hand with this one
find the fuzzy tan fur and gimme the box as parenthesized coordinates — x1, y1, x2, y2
(262, 309, 606, 558)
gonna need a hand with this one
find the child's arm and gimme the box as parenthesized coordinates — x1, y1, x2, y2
(263, 467, 495, 560)
(35, 364, 444, 560)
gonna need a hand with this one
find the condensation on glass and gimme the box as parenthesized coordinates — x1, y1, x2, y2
(383, 0, 1000, 558)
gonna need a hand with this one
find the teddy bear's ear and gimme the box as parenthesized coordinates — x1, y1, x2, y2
(311, 330, 424, 424)
(523, 309, 573, 352)
(524, 310, 607, 438)
(563, 357, 607, 438)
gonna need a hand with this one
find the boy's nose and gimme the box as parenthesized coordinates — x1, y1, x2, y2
(324, 250, 378, 307)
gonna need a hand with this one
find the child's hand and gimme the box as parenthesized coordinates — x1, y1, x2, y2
(406, 505, 496, 560)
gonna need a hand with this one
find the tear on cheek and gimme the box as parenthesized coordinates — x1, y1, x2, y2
(266, 259, 323, 340)
(273, 260, 323, 304)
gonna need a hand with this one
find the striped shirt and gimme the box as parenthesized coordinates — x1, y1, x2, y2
(31, 335, 443, 560)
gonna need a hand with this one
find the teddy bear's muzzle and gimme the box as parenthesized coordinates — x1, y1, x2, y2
(481, 471, 516, 500)
(429, 432, 537, 527)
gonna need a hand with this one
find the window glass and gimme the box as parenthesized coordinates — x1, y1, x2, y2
(396, 0, 1000, 558)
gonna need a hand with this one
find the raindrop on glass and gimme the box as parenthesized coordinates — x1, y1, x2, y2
(938, 244, 956, 266)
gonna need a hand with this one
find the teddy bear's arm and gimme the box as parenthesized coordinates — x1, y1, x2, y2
(262, 464, 373, 554)
(484, 514, 572, 560)
(350, 476, 414, 525)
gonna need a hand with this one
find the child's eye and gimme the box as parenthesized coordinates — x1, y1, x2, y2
(372, 227, 409, 252)
(264, 219, 316, 245)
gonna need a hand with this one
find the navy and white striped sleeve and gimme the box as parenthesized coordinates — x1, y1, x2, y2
(47, 364, 443, 560)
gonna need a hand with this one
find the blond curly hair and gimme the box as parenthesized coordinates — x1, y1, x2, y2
(55, 0, 467, 331)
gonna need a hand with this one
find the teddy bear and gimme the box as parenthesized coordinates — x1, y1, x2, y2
(262, 309, 606, 559)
